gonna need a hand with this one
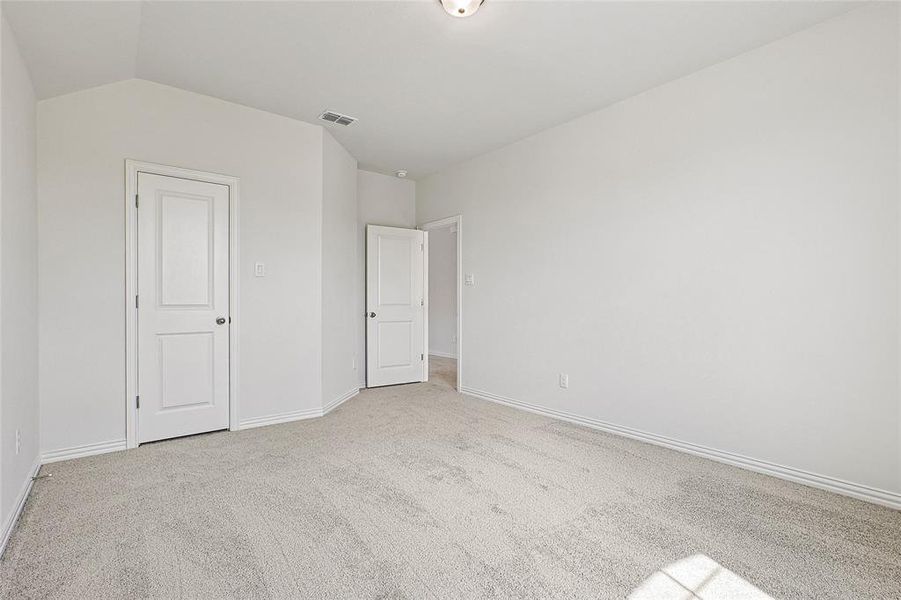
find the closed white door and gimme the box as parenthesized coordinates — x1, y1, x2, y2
(137, 173, 230, 443)
(366, 225, 427, 387)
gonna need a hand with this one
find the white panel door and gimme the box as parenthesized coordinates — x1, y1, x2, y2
(366, 225, 427, 387)
(137, 173, 229, 443)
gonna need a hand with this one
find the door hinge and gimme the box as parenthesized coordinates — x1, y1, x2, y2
(420, 298, 424, 307)
(135, 194, 139, 208)
(136, 395, 140, 409)
(135, 294, 139, 309)
(421, 353, 424, 361)
(420, 243, 424, 251)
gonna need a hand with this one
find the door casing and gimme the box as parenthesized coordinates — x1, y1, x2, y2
(420, 215, 463, 391)
(125, 160, 240, 449)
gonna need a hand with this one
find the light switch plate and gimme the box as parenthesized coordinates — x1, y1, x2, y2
(254, 263, 266, 277)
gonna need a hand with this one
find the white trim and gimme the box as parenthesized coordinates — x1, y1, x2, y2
(422, 230, 429, 382)
(429, 350, 457, 359)
(40, 388, 362, 461)
(0, 460, 40, 558)
(238, 408, 321, 430)
(218, 386, 361, 429)
(323, 387, 360, 415)
(462, 386, 901, 510)
(420, 215, 463, 391)
(125, 160, 240, 449)
(41, 439, 127, 464)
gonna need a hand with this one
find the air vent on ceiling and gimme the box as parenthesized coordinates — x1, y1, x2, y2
(319, 110, 357, 126)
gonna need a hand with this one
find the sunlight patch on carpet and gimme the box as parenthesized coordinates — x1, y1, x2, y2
(629, 554, 772, 600)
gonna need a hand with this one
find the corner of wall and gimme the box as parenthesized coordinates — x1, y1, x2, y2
(1, 12, 40, 556)
(321, 131, 360, 411)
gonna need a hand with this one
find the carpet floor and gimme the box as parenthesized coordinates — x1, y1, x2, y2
(2, 359, 899, 599)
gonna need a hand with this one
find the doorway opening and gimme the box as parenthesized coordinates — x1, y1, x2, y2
(421, 216, 462, 391)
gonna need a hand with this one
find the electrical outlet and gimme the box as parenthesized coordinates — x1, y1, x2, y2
(464, 274, 475, 286)
(15, 429, 21, 455)
(559, 373, 569, 389)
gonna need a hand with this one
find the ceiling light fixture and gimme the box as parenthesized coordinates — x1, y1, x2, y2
(395, 170, 408, 178)
(439, 0, 484, 18)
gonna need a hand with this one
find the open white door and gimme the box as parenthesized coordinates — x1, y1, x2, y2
(366, 225, 428, 387)
(137, 173, 230, 443)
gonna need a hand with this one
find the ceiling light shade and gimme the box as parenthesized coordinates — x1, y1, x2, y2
(439, 0, 484, 18)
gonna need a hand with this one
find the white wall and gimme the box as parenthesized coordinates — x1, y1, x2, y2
(418, 6, 901, 494)
(358, 170, 416, 230)
(357, 170, 416, 386)
(1, 15, 39, 540)
(38, 79, 326, 455)
(428, 225, 456, 358)
(322, 132, 359, 408)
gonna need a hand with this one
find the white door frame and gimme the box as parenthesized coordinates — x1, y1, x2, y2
(124, 160, 240, 449)
(420, 215, 462, 391)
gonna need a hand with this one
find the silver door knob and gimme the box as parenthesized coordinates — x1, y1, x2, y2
(216, 317, 227, 325)
(368, 312, 376, 318)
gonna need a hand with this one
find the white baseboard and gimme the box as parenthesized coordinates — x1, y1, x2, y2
(42, 439, 127, 464)
(429, 350, 457, 359)
(461, 386, 901, 511)
(1, 459, 41, 558)
(323, 387, 360, 415)
(238, 407, 321, 430)
(239, 389, 360, 428)
(40, 393, 363, 465)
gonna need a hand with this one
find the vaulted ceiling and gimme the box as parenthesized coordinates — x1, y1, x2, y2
(3, 1, 857, 178)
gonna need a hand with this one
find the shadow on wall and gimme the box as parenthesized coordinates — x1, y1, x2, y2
(629, 554, 772, 600)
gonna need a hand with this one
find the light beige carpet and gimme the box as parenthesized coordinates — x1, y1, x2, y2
(428, 355, 457, 390)
(2, 361, 899, 599)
